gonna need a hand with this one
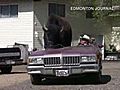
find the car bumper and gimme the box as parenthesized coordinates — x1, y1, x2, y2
(27, 64, 100, 76)
(0, 59, 24, 65)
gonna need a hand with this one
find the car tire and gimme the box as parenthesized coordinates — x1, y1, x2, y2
(30, 74, 43, 85)
(1, 65, 12, 74)
(88, 71, 102, 84)
(94, 71, 102, 84)
(97, 70, 102, 83)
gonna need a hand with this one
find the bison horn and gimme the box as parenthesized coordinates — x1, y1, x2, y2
(43, 25, 48, 31)
(60, 26, 64, 32)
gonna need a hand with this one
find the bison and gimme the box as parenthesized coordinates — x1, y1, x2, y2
(42, 15, 72, 49)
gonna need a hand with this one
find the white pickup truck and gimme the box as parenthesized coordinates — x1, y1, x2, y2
(0, 43, 29, 74)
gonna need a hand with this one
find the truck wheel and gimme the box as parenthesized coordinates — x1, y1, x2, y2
(30, 74, 43, 85)
(1, 65, 12, 74)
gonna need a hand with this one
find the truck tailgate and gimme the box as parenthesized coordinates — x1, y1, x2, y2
(0, 47, 21, 60)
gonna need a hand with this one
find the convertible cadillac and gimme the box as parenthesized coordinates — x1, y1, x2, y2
(27, 44, 102, 84)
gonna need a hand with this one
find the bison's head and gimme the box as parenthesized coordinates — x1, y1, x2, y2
(42, 24, 63, 49)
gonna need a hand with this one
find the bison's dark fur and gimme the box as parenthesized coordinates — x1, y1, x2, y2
(43, 15, 72, 49)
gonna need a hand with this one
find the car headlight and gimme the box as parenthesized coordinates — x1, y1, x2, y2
(29, 58, 37, 63)
(81, 56, 88, 62)
(81, 56, 96, 62)
(88, 56, 96, 62)
(37, 58, 44, 64)
(29, 58, 44, 64)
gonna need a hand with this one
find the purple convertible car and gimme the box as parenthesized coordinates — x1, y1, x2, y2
(27, 44, 102, 84)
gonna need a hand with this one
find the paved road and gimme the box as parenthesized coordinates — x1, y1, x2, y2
(0, 61, 120, 90)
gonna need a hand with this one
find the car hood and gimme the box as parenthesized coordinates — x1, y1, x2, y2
(30, 45, 100, 56)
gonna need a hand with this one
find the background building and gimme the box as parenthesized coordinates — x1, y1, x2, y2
(0, 0, 33, 51)
(0, 0, 119, 54)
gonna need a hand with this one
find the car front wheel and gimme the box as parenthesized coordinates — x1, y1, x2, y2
(30, 74, 43, 85)
(1, 65, 12, 74)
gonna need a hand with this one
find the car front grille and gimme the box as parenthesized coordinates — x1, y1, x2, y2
(43, 56, 81, 66)
(43, 57, 61, 66)
(63, 56, 81, 65)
